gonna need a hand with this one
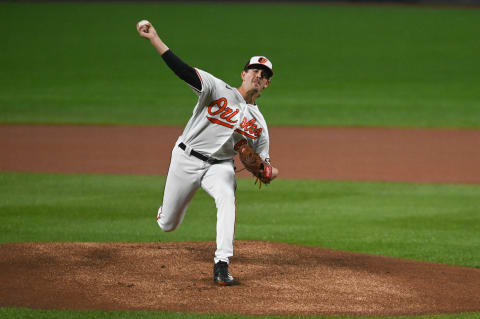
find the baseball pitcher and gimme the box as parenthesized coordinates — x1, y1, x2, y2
(137, 19, 279, 286)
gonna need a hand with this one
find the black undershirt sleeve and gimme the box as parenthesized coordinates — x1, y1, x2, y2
(161, 50, 202, 92)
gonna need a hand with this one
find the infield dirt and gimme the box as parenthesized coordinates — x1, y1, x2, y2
(1, 125, 480, 183)
(1, 241, 480, 316)
(1, 125, 480, 316)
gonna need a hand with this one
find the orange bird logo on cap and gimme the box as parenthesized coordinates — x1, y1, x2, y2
(258, 57, 268, 64)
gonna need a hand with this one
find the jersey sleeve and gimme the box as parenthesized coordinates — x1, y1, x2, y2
(254, 131, 270, 163)
(258, 143, 270, 163)
(194, 68, 217, 98)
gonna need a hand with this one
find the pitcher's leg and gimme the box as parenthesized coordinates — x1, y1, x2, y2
(201, 161, 236, 263)
(157, 180, 197, 232)
(157, 146, 202, 232)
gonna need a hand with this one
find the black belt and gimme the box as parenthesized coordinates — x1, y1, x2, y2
(178, 143, 222, 164)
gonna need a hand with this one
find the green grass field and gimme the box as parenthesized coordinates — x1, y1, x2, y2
(1, 308, 480, 319)
(1, 172, 479, 268)
(2, 308, 480, 319)
(0, 2, 479, 128)
(1, 2, 480, 319)
(1, 172, 480, 319)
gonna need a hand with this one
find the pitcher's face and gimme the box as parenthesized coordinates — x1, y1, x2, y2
(241, 68, 271, 92)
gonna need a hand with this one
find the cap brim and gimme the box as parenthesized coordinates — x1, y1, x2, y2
(247, 64, 273, 77)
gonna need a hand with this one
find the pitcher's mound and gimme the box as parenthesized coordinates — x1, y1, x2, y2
(1, 241, 479, 316)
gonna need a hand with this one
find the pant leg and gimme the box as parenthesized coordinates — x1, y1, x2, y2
(157, 145, 204, 232)
(200, 160, 237, 264)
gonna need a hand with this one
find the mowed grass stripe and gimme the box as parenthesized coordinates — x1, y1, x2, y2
(1, 172, 478, 268)
(1, 307, 480, 319)
(0, 3, 479, 127)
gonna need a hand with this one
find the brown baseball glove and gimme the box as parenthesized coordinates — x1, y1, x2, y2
(235, 140, 272, 187)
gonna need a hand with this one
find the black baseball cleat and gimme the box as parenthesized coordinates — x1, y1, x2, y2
(213, 261, 235, 286)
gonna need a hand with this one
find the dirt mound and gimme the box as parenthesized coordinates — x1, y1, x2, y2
(1, 241, 479, 316)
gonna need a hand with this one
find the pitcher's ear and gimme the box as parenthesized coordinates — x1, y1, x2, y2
(264, 79, 271, 89)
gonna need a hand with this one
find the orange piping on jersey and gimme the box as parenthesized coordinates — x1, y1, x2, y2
(189, 68, 202, 93)
(194, 68, 203, 83)
(234, 128, 258, 140)
(207, 117, 234, 129)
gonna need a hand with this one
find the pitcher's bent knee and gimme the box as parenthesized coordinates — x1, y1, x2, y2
(157, 218, 177, 232)
(156, 207, 178, 232)
(160, 223, 177, 232)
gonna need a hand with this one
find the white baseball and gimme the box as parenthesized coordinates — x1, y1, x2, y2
(137, 19, 150, 30)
